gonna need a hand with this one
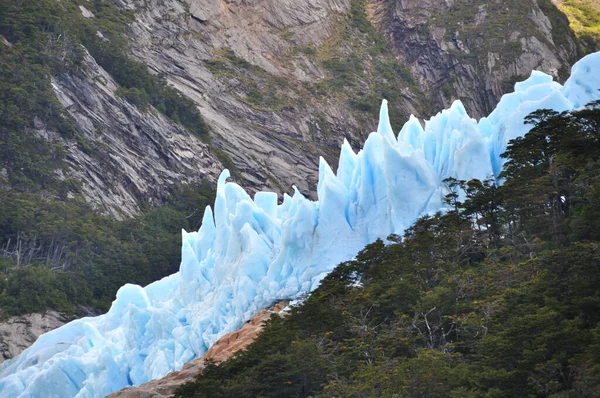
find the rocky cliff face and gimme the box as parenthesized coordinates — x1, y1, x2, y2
(49, 50, 222, 218)
(120, 0, 419, 199)
(371, 0, 580, 117)
(0, 311, 67, 362)
(56, 0, 580, 217)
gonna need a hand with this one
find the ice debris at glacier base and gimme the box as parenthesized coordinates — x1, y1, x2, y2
(1, 52, 599, 398)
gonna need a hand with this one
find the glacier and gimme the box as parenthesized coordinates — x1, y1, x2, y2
(1, 52, 599, 397)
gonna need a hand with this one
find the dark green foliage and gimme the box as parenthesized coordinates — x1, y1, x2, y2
(165, 181, 216, 231)
(0, 0, 218, 316)
(0, 182, 215, 316)
(0, 0, 81, 190)
(0, 267, 82, 315)
(117, 87, 151, 109)
(212, 149, 241, 180)
(500, 103, 600, 242)
(175, 103, 600, 398)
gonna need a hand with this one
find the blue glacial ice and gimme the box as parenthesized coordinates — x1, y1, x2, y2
(1, 52, 599, 397)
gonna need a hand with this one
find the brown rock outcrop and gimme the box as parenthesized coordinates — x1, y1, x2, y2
(108, 302, 288, 398)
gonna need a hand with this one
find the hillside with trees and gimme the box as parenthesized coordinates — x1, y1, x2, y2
(175, 102, 600, 397)
(0, 0, 216, 317)
(0, 0, 592, 320)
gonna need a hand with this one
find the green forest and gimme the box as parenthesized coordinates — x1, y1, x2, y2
(175, 102, 600, 397)
(0, 181, 214, 315)
(2, 0, 600, 394)
(0, 0, 215, 317)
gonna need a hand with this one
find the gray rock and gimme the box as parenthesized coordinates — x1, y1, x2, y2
(376, 0, 579, 117)
(0, 311, 68, 363)
(49, 50, 222, 219)
(46, 0, 580, 217)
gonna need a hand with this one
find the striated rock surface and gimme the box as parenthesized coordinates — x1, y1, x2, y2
(0, 311, 67, 363)
(48, 51, 222, 218)
(122, 0, 393, 198)
(371, 0, 580, 117)
(108, 302, 287, 398)
(47, 0, 581, 216)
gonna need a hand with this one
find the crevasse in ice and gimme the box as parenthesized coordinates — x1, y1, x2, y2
(1, 52, 599, 397)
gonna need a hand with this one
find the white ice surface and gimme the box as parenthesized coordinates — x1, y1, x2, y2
(1, 52, 599, 398)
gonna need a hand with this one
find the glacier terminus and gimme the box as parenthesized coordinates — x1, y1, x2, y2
(1, 52, 599, 397)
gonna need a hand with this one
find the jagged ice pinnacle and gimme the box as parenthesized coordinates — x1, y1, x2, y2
(1, 52, 600, 397)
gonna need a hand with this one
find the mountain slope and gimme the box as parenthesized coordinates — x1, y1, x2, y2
(117, 0, 580, 203)
(372, 0, 580, 117)
(0, 0, 584, 217)
(555, 0, 600, 52)
(1, 51, 598, 398)
(0, 0, 583, 217)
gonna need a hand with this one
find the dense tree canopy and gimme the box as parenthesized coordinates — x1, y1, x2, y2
(0, 182, 215, 316)
(175, 103, 600, 398)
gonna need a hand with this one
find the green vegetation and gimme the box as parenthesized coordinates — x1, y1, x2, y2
(175, 103, 600, 397)
(213, 148, 242, 180)
(0, 182, 215, 316)
(556, 0, 600, 52)
(427, 0, 577, 80)
(204, 49, 297, 112)
(0, 0, 217, 317)
(311, 0, 425, 130)
(0, 0, 80, 191)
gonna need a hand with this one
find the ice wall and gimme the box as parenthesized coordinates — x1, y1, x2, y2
(1, 52, 599, 398)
